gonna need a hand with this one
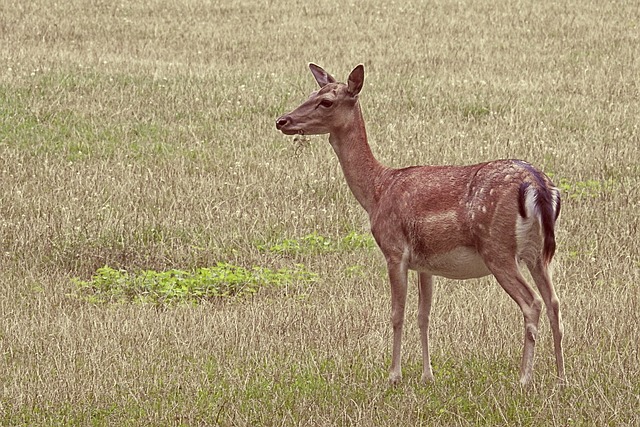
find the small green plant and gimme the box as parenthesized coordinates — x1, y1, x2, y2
(340, 230, 377, 250)
(72, 263, 317, 304)
(257, 231, 376, 255)
(461, 103, 492, 119)
(556, 177, 615, 199)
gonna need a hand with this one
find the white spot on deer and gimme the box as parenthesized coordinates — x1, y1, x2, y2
(422, 210, 457, 225)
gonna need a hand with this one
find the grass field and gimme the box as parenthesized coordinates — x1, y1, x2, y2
(1, 0, 639, 425)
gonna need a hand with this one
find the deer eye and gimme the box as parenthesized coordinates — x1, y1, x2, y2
(319, 99, 334, 108)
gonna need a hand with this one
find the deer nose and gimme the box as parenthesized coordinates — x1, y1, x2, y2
(276, 115, 290, 130)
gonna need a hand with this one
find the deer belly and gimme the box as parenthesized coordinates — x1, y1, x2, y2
(412, 246, 491, 280)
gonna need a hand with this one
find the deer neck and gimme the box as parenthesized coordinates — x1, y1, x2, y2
(328, 103, 386, 215)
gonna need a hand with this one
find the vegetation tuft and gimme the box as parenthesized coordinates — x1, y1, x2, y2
(72, 263, 317, 304)
(257, 231, 376, 255)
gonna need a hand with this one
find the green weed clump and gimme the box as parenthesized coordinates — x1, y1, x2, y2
(258, 231, 376, 255)
(72, 263, 317, 304)
(555, 177, 617, 199)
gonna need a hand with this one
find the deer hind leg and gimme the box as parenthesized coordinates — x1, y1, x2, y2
(418, 273, 435, 383)
(526, 258, 565, 384)
(387, 261, 409, 385)
(487, 259, 543, 386)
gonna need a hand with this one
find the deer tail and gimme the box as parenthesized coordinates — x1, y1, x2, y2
(517, 168, 561, 266)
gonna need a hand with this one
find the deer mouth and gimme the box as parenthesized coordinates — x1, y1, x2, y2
(279, 127, 301, 136)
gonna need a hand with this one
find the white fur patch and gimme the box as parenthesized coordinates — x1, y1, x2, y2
(522, 185, 539, 219)
(421, 210, 457, 226)
(416, 246, 491, 280)
(550, 186, 560, 217)
(516, 186, 543, 263)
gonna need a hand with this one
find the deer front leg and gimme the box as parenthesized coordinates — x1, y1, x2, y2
(418, 272, 435, 383)
(388, 261, 409, 385)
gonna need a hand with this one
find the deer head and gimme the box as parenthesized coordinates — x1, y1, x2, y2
(276, 63, 365, 136)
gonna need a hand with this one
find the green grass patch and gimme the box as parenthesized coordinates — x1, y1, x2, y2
(72, 263, 317, 304)
(257, 231, 376, 255)
(556, 177, 616, 199)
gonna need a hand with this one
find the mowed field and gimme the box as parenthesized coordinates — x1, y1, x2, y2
(1, 0, 639, 425)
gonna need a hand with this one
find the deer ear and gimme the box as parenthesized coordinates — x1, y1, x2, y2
(309, 63, 337, 88)
(347, 64, 364, 96)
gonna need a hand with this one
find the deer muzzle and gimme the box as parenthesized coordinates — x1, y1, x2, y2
(275, 115, 294, 133)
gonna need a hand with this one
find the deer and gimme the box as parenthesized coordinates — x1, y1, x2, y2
(275, 63, 565, 386)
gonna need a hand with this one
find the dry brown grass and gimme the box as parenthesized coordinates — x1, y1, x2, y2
(1, 0, 639, 425)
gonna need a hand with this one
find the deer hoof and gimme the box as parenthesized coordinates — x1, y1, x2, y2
(388, 372, 402, 386)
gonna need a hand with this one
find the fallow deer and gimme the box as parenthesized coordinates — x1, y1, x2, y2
(275, 63, 565, 386)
